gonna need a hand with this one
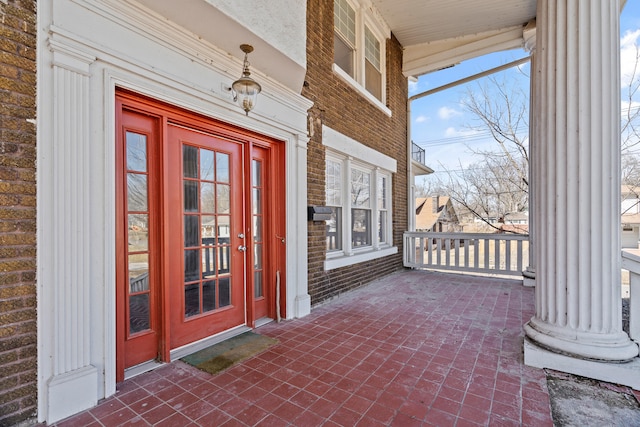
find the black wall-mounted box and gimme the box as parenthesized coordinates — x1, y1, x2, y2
(308, 206, 332, 221)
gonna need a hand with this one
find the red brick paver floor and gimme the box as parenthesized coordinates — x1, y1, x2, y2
(51, 270, 553, 426)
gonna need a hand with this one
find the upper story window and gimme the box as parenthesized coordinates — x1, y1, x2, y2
(333, 0, 389, 110)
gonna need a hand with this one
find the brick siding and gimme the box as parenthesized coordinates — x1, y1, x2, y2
(304, 0, 408, 305)
(0, 0, 37, 425)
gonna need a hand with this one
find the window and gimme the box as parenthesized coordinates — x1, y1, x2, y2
(326, 159, 342, 252)
(323, 126, 396, 270)
(333, 0, 389, 107)
(377, 174, 387, 244)
(364, 27, 382, 100)
(334, 0, 356, 78)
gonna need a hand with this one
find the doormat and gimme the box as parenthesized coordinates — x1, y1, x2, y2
(181, 332, 278, 375)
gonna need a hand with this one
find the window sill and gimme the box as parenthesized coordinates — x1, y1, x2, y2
(332, 64, 392, 117)
(324, 246, 398, 271)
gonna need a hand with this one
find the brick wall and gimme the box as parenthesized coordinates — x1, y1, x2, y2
(304, 0, 408, 305)
(0, 0, 37, 425)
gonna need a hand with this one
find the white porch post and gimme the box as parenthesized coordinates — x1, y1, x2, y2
(524, 0, 638, 362)
(523, 20, 536, 288)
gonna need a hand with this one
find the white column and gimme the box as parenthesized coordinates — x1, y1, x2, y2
(523, 20, 536, 287)
(290, 133, 311, 318)
(39, 40, 99, 423)
(524, 0, 638, 362)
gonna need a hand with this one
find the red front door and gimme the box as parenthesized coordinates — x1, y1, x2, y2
(115, 90, 286, 380)
(167, 125, 246, 348)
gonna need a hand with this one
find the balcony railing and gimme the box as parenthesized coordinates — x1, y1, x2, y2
(411, 142, 426, 165)
(404, 231, 529, 277)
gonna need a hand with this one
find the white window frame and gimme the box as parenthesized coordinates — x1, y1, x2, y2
(323, 126, 396, 270)
(333, 0, 390, 115)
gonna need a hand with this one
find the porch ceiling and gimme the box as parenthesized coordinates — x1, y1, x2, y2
(371, 0, 537, 76)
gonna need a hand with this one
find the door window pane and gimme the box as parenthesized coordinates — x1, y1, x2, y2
(219, 277, 231, 307)
(217, 184, 230, 213)
(184, 284, 200, 317)
(129, 254, 149, 292)
(202, 244, 216, 279)
(254, 244, 262, 269)
(184, 181, 198, 212)
(129, 294, 150, 333)
(252, 159, 261, 186)
(254, 272, 263, 298)
(184, 249, 200, 282)
(216, 152, 229, 183)
(183, 145, 198, 178)
(252, 188, 261, 214)
(184, 215, 199, 248)
(203, 280, 216, 312)
(128, 214, 148, 251)
(217, 245, 230, 274)
(126, 132, 147, 172)
(127, 174, 148, 212)
(218, 215, 230, 238)
(253, 216, 262, 242)
(201, 215, 216, 240)
(200, 149, 214, 181)
(200, 182, 215, 213)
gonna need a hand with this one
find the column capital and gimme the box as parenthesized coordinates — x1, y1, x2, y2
(48, 37, 96, 75)
(523, 19, 536, 53)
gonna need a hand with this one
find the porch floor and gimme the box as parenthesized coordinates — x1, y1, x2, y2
(52, 270, 554, 426)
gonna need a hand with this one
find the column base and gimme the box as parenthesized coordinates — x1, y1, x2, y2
(46, 365, 98, 423)
(524, 318, 639, 362)
(294, 294, 311, 318)
(522, 268, 535, 287)
(524, 338, 640, 390)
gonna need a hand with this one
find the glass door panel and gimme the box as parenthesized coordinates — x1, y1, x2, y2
(126, 131, 152, 337)
(168, 124, 245, 348)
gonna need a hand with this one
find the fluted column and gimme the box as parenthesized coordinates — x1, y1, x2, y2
(523, 20, 536, 287)
(41, 39, 99, 422)
(524, 0, 638, 361)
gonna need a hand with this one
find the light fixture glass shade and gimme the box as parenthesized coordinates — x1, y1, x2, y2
(232, 76, 261, 115)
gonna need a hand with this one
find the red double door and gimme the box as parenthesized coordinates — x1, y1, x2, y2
(115, 91, 284, 380)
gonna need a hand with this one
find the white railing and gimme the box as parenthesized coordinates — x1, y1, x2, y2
(404, 231, 529, 277)
(621, 249, 640, 343)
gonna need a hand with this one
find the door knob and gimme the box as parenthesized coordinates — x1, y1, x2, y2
(238, 245, 247, 252)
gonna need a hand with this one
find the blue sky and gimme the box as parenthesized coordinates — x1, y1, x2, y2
(410, 1, 640, 178)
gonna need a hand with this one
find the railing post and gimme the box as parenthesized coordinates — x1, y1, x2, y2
(622, 249, 640, 343)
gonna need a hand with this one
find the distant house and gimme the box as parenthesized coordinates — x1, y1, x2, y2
(498, 212, 529, 234)
(416, 196, 460, 232)
(622, 185, 640, 248)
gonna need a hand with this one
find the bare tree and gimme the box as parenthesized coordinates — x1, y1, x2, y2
(621, 37, 640, 213)
(423, 71, 530, 232)
(421, 35, 640, 230)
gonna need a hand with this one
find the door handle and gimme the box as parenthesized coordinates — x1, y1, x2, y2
(238, 245, 247, 252)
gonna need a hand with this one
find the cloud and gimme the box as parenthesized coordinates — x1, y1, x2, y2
(415, 115, 429, 124)
(438, 106, 463, 120)
(444, 127, 479, 138)
(621, 29, 640, 87)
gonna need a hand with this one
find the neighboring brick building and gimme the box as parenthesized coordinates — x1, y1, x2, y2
(0, 0, 38, 425)
(304, 0, 408, 305)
